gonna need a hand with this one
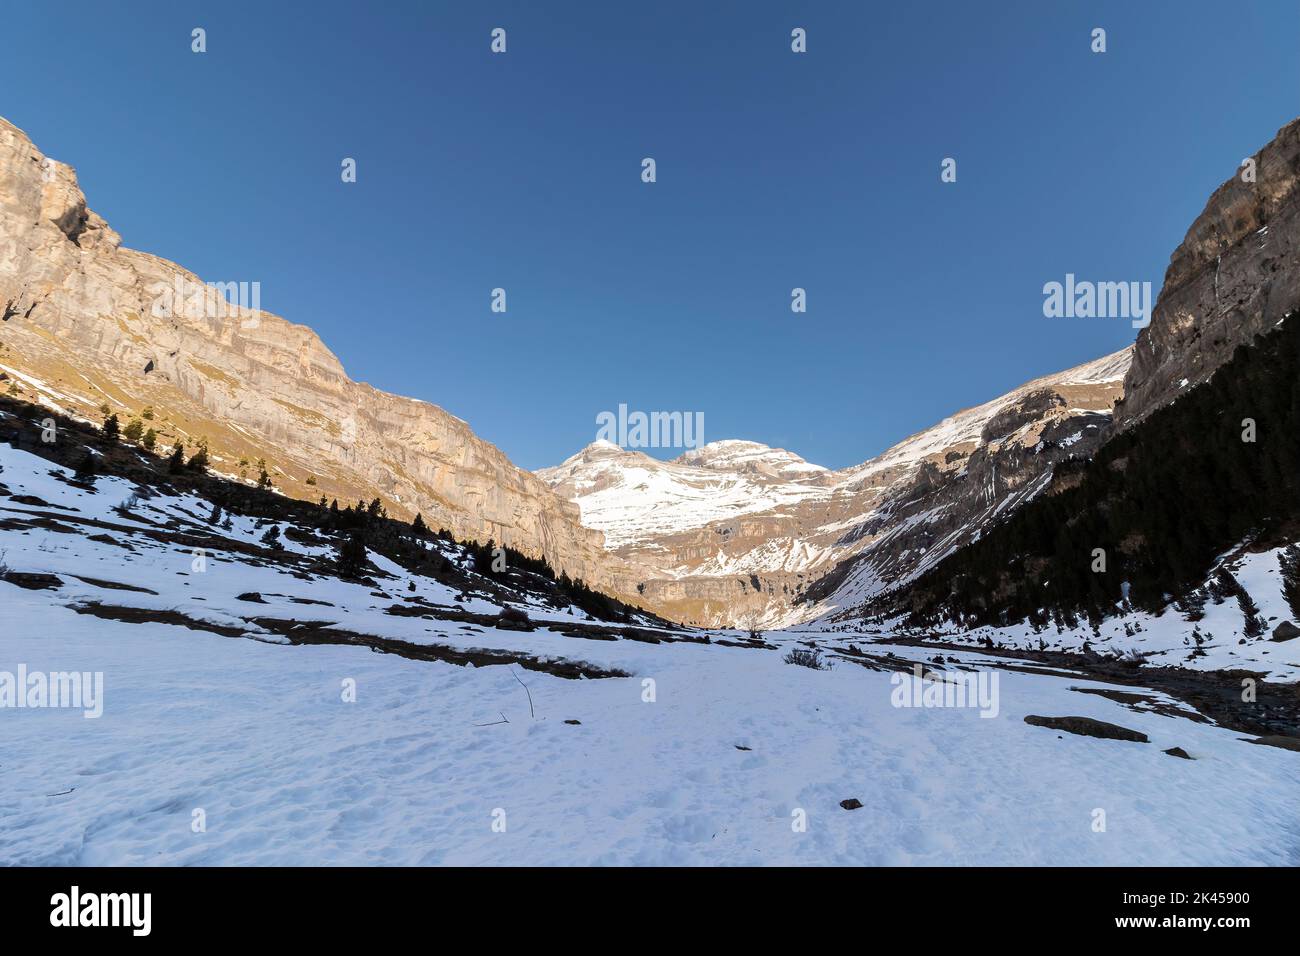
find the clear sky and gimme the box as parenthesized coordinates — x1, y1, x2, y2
(5, 1, 1297, 470)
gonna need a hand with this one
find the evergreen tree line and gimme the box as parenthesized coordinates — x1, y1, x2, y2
(879, 313, 1300, 631)
(329, 504, 631, 620)
(454, 531, 628, 620)
(8, 391, 642, 622)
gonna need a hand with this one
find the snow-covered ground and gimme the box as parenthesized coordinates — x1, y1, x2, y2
(816, 545, 1300, 683)
(3, 439, 1299, 866)
(6, 590, 1299, 866)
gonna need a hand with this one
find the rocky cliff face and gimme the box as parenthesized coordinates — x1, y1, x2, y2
(0, 115, 626, 590)
(540, 351, 1130, 628)
(538, 439, 844, 626)
(11, 107, 1286, 630)
(804, 350, 1129, 623)
(1119, 117, 1300, 428)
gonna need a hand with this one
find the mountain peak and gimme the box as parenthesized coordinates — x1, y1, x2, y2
(673, 439, 828, 481)
(553, 438, 655, 468)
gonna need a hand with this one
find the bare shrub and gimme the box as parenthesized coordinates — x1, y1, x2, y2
(784, 647, 826, 670)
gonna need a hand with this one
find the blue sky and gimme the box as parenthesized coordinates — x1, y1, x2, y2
(6, 1, 1297, 470)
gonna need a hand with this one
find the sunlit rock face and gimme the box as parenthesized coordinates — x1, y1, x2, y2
(1119, 118, 1300, 431)
(0, 115, 629, 593)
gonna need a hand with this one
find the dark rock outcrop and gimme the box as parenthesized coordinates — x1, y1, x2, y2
(1271, 620, 1300, 642)
(1024, 714, 1149, 743)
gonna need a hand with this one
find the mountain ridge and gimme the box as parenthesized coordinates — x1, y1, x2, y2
(0, 114, 636, 597)
(8, 109, 1291, 630)
(540, 347, 1131, 627)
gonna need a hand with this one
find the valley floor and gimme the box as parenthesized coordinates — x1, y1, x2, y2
(2, 441, 1298, 866)
(6, 595, 1300, 865)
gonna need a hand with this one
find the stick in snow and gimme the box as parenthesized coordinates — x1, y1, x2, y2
(511, 666, 535, 719)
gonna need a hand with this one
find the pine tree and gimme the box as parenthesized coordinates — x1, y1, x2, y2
(412, 512, 428, 536)
(142, 428, 158, 451)
(336, 530, 368, 577)
(1207, 571, 1230, 605)
(1279, 545, 1300, 621)
(187, 442, 210, 472)
(1238, 586, 1267, 638)
(102, 413, 120, 439)
(73, 452, 97, 484)
(167, 441, 186, 474)
(1176, 588, 1206, 622)
(475, 538, 497, 575)
(123, 418, 144, 442)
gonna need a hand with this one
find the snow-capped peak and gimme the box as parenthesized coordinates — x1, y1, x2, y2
(672, 439, 829, 482)
(536, 437, 836, 552)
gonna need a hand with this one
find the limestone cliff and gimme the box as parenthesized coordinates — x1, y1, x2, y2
(0, 115, 627, 591)
(1119, 117, 1300, 428)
